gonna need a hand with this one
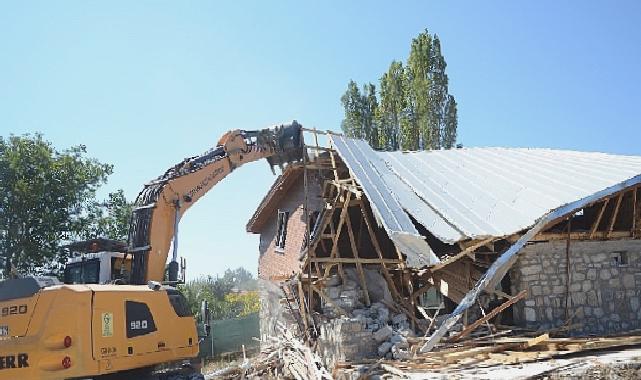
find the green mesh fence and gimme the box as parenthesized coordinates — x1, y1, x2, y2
(199, 312, 260, 357)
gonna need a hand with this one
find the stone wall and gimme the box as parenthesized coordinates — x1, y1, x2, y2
(510, 239, 641, 335)
(317, 317, 378, 368)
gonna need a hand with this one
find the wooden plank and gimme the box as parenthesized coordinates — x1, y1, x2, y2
(311, 257, 402, 264)
(297, 279, 310, 337)
(523, 333, 549, 348)
(607, 193, 624, 238)
(449, 290, 527, 342)
(345, 212, 371, 306)
(359, 202, 404, 303)
(534, 230, 632, 241)
(590, 198, 609, 239)
(430, 238, 494, 271)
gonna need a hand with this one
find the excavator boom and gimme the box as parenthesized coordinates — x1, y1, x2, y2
(127, 121, 303, 284)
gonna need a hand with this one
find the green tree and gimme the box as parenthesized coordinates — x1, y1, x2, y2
(180, 267, 259, 321)
(362, 83, 379, 149)
(407, 31, 432, 149)
(81, 189, 134, 241)
(340, 29, 458, 151)
(427, 35, 450, 150)
(340, 80, 364, 139)
(442, 95, 458, 148)
(378, 61, 406, 150)
(0, 134, 112, 276)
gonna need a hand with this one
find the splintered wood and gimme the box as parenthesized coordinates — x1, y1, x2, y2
(333, 333, 641, 379)
(210, 322, 332, 380)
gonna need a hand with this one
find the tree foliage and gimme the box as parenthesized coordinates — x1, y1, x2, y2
(81, 189, 134, 241)
(180, 267, 259, 321)
(340, 30, 458, 150)
(340, 81, 381, 149)
(0, 134, 132, 277)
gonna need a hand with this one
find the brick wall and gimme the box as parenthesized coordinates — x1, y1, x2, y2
(256, 173, 323, 281)
(510, 239, 641, 335)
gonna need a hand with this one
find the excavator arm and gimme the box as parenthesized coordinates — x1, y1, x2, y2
(127, 121, 303, 284)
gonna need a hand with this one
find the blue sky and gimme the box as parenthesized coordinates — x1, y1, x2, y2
(2, 1, 640, 279)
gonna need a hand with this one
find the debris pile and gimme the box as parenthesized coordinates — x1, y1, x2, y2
(317, 273, 417, 365)
(209, 322, 331, 380)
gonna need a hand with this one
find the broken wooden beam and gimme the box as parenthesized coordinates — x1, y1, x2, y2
(449, 290, 527, 342)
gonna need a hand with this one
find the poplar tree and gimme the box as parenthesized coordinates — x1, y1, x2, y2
(340, 80, 364, 139)
(407, 32, 432, 150)
(340, 30, 458, 151)
(442, 95, 458, 148)
(428, 36, 449, 150)
(378, 61, 406, 151)
(362, 83, 379, 149)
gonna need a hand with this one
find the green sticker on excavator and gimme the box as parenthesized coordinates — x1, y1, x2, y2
(102, 312, 113, 337)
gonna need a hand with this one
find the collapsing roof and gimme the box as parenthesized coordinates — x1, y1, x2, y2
(330, 135, 641, 352)
(331, 135, 641, 246)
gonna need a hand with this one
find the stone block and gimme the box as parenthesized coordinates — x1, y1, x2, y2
(582, 281, 592, 292)
(572, 292, 586, 305)
(342, 280, 358, 291)
(525, 307, 537, 322)
(600, 270, 611, 280)
(327, 286, 341, 299)
(373, 325, 393, 342)
(391, 346, 411, 360)
(521, 266, 540, 276)
(573, 272, 586, 281)
(391, 313, 407, 325)
(587, 269, 597, 280)
(531, 285, 543, 296)
(377, 341, 392, 356)
(623, 274, 635, 288)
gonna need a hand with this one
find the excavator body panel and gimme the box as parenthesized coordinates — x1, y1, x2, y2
(0, 283, 198, 380)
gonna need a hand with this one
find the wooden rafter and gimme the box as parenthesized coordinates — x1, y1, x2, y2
(589, 198, 609, 239)
(345, 211, 371, 306)
(607, 193, 624, 238)
(431, 237, 494, 272)
(322, 190, 353, 278)
(310, 257, 402, 264)
(534, 231, 632, 242)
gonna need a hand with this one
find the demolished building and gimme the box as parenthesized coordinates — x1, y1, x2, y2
(246, 130, 641, 373)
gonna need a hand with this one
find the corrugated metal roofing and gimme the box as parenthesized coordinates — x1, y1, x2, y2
(332, 136, 641, 245)
(331, 136, 439, 267)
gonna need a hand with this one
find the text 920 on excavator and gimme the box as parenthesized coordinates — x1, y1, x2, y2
(0, 121, 303, 380)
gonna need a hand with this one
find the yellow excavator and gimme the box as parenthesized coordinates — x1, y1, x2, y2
(0, 121, 303, 379)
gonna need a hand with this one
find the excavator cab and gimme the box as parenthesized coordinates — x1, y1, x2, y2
(63, 239, 133, 285)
